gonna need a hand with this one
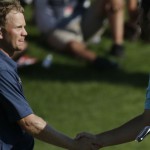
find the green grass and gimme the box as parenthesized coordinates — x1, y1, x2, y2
(21, 5, 150, 150)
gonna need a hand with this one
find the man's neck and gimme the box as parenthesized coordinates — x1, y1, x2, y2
(0, 48, 11, 57)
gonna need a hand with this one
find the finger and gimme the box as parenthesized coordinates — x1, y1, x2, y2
(90, 144, 100, 150)
(91, 143, 104, 150)
(75, 132, 88, 140)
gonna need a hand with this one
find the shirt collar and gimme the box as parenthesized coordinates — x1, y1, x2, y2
(0, 50, 17, 69)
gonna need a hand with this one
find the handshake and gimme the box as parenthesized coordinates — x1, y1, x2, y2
(69, 132, 103, 150)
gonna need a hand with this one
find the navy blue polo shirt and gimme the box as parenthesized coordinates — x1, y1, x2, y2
(0, 51, 34, 150)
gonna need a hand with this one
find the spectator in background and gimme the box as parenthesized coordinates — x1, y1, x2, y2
(124, 0, 141, 41)
(18, 0, 140, 68)
(105, 0, 140, 57)
(105, 0, 125, 57)
(33, 0, 122, 70)
(140, 0, 150, 41)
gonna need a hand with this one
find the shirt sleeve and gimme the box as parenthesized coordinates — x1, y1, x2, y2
(145, 78, 150, 109)
(0, 70, 33, 122)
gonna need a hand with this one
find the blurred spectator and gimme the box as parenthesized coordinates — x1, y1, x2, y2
(105, 0, 125, 57)
(140, 0, 150, 41)
(33, 0, 120, 70)
(124, 0, 141, 41)
(106, 0, 141, 56)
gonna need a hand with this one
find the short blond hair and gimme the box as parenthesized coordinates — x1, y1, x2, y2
(0, 0, 24, 28)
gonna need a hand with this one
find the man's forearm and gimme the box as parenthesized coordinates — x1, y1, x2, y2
(34, 124, 74, 149)
(18, 114, 74, 149)
(96, 114, 146, 147)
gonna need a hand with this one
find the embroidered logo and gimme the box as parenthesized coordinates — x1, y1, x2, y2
(18, 77, 22, 84)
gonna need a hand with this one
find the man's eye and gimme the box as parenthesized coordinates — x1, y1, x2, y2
(17, 26, 22, 28)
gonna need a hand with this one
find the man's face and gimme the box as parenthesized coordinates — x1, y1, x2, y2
(2, 10, 27, 52)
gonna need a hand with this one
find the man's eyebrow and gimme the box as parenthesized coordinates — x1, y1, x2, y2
(15, 24, 26, 28)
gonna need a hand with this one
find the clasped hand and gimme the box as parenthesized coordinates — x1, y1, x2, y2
(70, 132, 102, 150)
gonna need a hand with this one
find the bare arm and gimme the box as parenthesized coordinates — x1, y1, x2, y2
(17, 114, 74, 149)
(76, 110, 150, 149)
(17, 114, 94, 150)
(96, 113, 147, 147)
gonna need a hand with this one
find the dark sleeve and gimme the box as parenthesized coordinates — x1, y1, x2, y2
(145, 78, 150, 109)
(0, 70, 33, 122)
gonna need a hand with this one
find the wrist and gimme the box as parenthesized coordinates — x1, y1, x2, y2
(95, 134, 104, 148)
(68, 139, 77, 150)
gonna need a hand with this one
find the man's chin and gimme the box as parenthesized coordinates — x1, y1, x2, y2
(17, 45, 26, 51)
(18, 41, 28, 51)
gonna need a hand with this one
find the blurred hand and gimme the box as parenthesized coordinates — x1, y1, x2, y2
(76, 132, 96, 140)
(77, 137, 99, 150)
(74, 132, 103, 150)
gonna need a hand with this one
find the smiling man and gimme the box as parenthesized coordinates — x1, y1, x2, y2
(0, 5, 27, 54)
(0, 0, 94, 149)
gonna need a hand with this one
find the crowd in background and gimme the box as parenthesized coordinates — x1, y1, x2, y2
(17, 0, 142, 69)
